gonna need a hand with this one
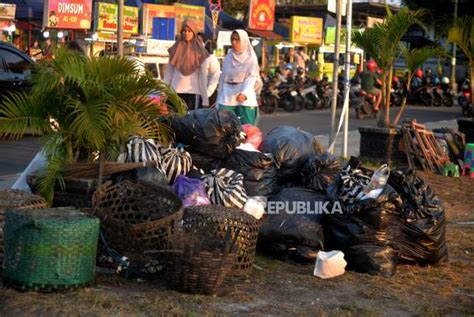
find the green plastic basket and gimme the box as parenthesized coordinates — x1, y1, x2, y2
(2, 207, 100, 292)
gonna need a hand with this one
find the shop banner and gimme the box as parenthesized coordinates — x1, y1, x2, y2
(43, 0, 92, 29)
(290, 16, 323, 45)
(146, 39, 175, 56)
(96, 2, 139, 34)
(143, 4, 175, 36)
(174, 3, 205, 35)
(0, 3, 16, 20)
(248, 0, 275, 31)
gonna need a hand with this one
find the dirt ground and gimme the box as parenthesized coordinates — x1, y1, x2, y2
(0, 171, 473, 316)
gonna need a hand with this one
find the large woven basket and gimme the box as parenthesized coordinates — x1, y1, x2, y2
(183, 205, 259, 276)
(92, 180, 183, 272)
(0, 189, 48, 262)
(2, 207, 100, 292)
(165, 230, 238, 295)
(27, 176, 98, 208)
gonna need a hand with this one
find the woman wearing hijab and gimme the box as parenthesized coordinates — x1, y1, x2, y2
(217, 30, 261, 125)
(164, 19, 210, 110)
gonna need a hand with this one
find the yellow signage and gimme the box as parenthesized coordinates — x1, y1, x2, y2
(96, 2, 139, 34)
(290, 16, 323, 45)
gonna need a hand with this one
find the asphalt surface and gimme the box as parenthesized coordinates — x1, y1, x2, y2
(258, 105, 463, 135)
(0, 105, 463, 176)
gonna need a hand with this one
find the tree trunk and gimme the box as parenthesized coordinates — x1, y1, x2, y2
(470, 61, 474, 106)
(393, 75, 413, 126)
(385, 65, 394, 126)
(378, 73, 388, 127)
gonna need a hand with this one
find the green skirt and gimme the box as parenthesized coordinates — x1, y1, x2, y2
(219, 105, 258, 126)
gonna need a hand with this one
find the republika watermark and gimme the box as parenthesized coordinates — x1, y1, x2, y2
(266, 201, 345, 215)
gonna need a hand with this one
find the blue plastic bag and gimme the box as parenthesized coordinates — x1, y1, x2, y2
(173, 175, 210, 207)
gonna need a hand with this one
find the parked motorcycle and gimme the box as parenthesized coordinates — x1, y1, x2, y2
(458, 78, 472, 117)
(390, 76, 403, 107)
(440, 77, 455, 107)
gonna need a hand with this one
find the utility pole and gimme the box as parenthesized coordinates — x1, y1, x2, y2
(329, 0, 342, 153)
(450, 0, 458, 91)
(117, 0, 124, 56)
(342, 0, 352, 158)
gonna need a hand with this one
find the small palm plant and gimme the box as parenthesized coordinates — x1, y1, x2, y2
(353, 7, 426, 126)
(0, 49, 186, 202)
(448, 16, 473, 106)
(392, 45, 446, 126)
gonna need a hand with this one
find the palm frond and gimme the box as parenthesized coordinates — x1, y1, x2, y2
(448, 16, 473, 63)
(0, 92, 50, 139)
(35, 153, 66, 205)
(402, 46, 447, 72)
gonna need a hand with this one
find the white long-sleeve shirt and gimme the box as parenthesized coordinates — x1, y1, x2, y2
(164, 62, 210, 106)
(204, 54, 221, 97)
(217, 74, 258, 107)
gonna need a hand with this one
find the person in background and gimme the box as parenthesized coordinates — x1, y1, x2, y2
(164, 18, 210, 110)
(29, 40, 43, 60)
(217, 30, 260, 125)
(361, 59, 382, 112)
(294, 47, 309, 70)
(197, 32, 221, 108)
(43, 38, 54, 60)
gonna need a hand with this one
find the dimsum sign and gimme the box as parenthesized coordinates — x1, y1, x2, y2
(43, 0, 93, 29)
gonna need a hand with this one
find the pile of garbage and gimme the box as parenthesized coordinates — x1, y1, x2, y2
(114, 109, 447, 278)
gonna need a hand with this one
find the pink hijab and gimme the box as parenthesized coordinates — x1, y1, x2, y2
(168, 19, 210, 76)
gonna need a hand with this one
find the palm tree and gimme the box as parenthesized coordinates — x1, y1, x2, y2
(0, 49, 186, 202)
(353, 7, 426, 126)
(393, 46, 447, 126)
(448, 16, 473, 105)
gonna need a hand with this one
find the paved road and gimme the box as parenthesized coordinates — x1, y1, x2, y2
(259, 105, 462, 135)
(0, 105, 463, 176)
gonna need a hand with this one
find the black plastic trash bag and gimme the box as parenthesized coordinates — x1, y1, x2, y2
(111, 167, 168, 188)
(325, 185, 403, 277)
(301, 153, 341, 193)
(257, 188, 325, 263)
(260, 126, 324, 184)
(188, 150, 224, 173)
(172, 109, 242, 159)
(388, 169, 448, 266)
(224, 149, 279, 196)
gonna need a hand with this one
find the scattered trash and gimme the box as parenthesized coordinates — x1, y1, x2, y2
(313, 251, 347, 279)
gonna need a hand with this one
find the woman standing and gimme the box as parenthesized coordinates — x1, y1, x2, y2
(164, 19, 210, 110)
(217, 30, 260, 125)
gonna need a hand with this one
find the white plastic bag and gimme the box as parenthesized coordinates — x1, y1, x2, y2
(313, 250, 347, 279)
(11, 151, 47, 192)
(243, 196, 267, 220)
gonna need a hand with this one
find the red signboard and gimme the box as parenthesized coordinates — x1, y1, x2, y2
(248, 0, 275, 31)
(44, 0, 93, 29)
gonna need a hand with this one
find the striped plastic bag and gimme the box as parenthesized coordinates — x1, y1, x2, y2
(126, 136, 162, 166)
(203, 168, 248, 209)
(159, 145, 192, 184)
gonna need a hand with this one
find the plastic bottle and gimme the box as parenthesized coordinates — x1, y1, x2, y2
(362, 164, 390, 200)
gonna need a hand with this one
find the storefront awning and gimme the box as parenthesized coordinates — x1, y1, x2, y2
(247, 29, 283, 41)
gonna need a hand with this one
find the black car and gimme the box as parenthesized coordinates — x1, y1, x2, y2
(0, 41, 34, 99)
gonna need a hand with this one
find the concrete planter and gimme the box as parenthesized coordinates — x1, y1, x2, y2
(358, 126, 406, 164)
(457, 118, 474, 144)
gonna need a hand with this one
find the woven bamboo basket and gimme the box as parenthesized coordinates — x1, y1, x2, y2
(183, 205, 259, 276)
(164, 230, 238, 295)
(92, 180, 183, 272)
(0, 189, 48, 263)
(2, 207, 100, 292)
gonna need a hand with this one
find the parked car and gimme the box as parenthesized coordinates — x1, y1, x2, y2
(0, 41, 34, 99)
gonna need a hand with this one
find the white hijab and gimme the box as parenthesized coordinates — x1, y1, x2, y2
(222, 30, 260, 84)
